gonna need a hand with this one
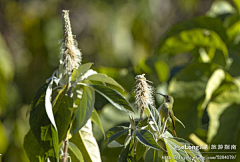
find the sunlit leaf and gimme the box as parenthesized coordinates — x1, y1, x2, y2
(202, 69, 225, 108)
(88, 84, 134, 112)
(135, 140, 146, 161)
(45, 79, 57, 130)
(68, 142, 84, 162)
(154, 61, 169, 82)
(70, 120, 101, 162)
(167, 138, 204, 162)
(136, 130, 165, 151)
(90, 108, 105, 138)
(71, 62, 93, 82)
(72, 86, 95, 135)
(87, 73, 124, 91)
(147, 104, 161, 133)
(157, 16, 228, 50)
(164, 138, 185, 162)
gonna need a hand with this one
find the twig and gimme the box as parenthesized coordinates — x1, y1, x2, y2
(62, 134, 69, 162)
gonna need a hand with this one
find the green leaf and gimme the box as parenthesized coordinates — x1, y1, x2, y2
(147, 104, 161, 133)
(73, 86, 95, 135)
(30, 83, 51, 142)
(167, 138, 204, 162)
(144, 148, 160, 162)
(202, 69, 225, 108)
(207, 103, 240, 144)
(53, 85, 73, 142)
(68, 142, 84, 162)
(154, 61, 169, 82)
(135, 141, 146, 161)
(24, 127, 59, 162)
(24, 130, 45, 162)
(157, 16, 228, 50)
(136, 130, 166, 151)
(168, 63, 212, 137)
(107, 126, 129, 147)
(87, 73, 124, 91)
(118, 136, 134, 162)
(90, 108, 105, 138)
(71, 62, 93, 82)
(70, 120, 101, 162)
(233, 0, 240, 16)
(88, 84, 134, 112)
(164, 138, 185, 162)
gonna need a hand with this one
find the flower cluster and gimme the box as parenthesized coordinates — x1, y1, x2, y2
(61, 10, 82, 75)
(134, 74, 154, 112)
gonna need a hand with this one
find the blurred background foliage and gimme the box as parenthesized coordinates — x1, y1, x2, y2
(0, 0, 240, 161)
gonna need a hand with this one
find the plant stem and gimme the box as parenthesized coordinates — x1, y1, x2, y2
(62, 134, 69, 162)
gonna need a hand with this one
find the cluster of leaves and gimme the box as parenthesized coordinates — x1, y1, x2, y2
(107, 102, 204, 161)
(23, 62, 134, 161)
(133, 1, 240, 161)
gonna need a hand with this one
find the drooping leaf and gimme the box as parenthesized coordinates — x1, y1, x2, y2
(45, 79, 58, 130)
(107, 126, 129, 147)
(90, 108, 105, 138)
(87, 73, 124, 91)
(87, 84, 134, 112)
(72, 86, 95, 135)
(71, 62, 93, 82)
(68, 142, 84, 162)
(136, 130, 166, 151)
(147, 104, 161, 133)
(70, 119, 102, 162)
(202, 69, 225, 108)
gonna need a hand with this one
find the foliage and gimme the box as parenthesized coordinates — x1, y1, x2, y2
(1, 0, 240, 161)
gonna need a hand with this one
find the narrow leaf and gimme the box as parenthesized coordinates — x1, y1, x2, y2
(45, 79, 57, 130)
(90, 108, 105, 138)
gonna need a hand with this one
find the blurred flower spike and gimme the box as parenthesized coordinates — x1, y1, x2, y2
(134, 74, 154, 113)
(60, 10, 82, 75)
